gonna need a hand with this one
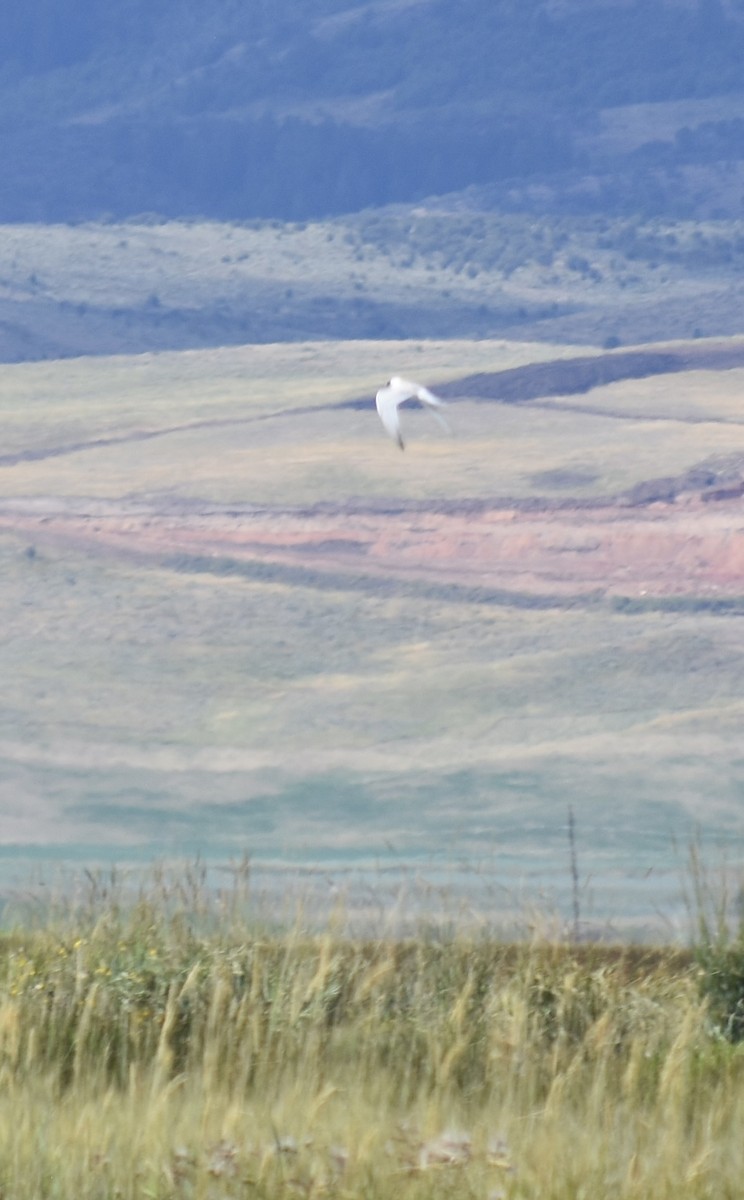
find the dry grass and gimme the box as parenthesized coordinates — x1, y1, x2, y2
(0, 869, 741, 1198)
(3, 336, 744, 509)
(0, 334, 579, 462)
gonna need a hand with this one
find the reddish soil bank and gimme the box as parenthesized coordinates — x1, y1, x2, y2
(2, 481, 743, 605)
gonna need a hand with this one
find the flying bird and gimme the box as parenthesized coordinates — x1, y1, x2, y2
(375, 376, 450, 450)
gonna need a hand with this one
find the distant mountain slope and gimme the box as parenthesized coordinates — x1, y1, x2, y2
(3, 0, 744, 221)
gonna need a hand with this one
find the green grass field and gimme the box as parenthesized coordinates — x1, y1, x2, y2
(1, 336, 743, 933)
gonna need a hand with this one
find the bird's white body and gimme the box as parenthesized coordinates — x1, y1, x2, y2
(375, 375, 449, 449)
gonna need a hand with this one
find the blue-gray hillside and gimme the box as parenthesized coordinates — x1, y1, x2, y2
(2, 0, 744, 221)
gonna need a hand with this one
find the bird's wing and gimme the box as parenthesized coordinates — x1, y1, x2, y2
(415, 385, 451, 433)
(375, 385, 405, 449)
(415, 384, 446, 410)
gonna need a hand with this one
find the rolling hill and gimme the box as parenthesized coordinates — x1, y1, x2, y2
(1, 333, 743, 933)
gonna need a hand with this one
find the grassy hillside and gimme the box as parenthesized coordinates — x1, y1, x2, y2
(1, 335, 743, 932)
(3, 211, 744, 362)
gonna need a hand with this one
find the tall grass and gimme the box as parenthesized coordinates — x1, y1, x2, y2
(0, 866, 742, 1198)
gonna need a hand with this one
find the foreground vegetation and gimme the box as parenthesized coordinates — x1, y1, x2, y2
(0, 868, 742, 1198)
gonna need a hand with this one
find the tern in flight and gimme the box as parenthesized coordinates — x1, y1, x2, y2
(375, 376, 450, 450)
